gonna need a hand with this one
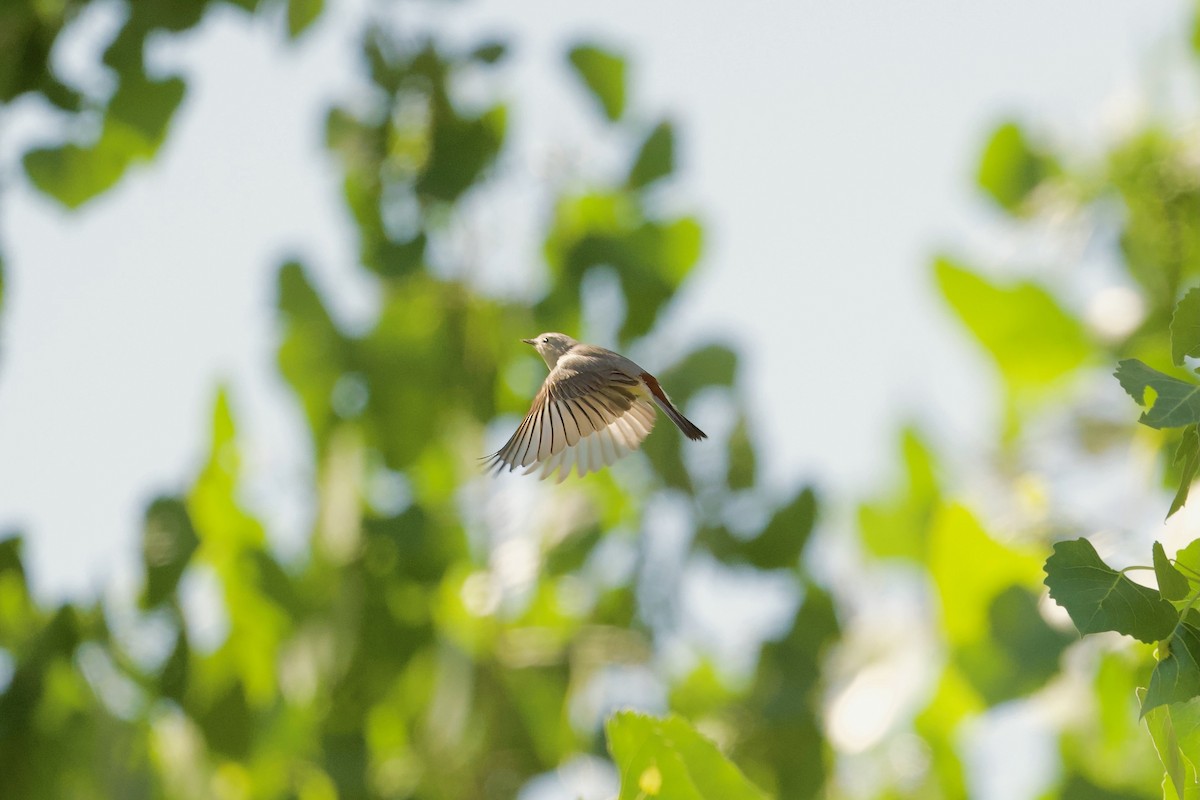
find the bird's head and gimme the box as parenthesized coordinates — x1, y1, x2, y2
(522, 332, 578, 368)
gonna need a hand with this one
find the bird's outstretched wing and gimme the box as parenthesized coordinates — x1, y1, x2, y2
(483, 367, 656, 482)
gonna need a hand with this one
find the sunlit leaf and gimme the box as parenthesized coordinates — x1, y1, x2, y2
(1173, 289, 1200, 365)
(567, 44, 626, 122)
(935, 258, 1089, 391)
(976, 121, 1057, 213)
(607, 711, 769, 800)
(1157, 541, 1192, 601)
(1142, 691, 1200, 799)
(1115, 359, 1200, 429)
(931, 503, 1043, 646)
(858, 427, 939, 561)
(1044, 538, 1177, 644)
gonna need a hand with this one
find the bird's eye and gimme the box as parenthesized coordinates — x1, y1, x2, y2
(542, 337, 550, 343)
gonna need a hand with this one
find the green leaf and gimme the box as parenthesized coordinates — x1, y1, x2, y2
(24, 137, 130, 209)
(701, 486, 817, 569)
(567, 44, 626, 122)
(1173, 426, 1200, 518)
(746, 486, 816, 569)
(286, 0, 323, 38)
(725, 415, 755, 491)
(935, 258, 1089, 391)
(606, 711, 769, 800)
(858, 427, 939, 561)
(140, 496, 199, 609)
(107, 74, 186, 146)
(1115, 359, 1200, 429)
(954, 585, 1075, 705)
(1142, 690, 1200, 800)
(1158, 541, 1193, 601)
(1145, 612, 1200, 715)
(1178, 540, 1200, 581)
(1043, 538, 1178, 644)
(470, 41, 507, 64)
(628, 121, 675, 189)
(976, 121, 1057, 212)
(417, 103, 506, 202)
(276, 260, 347, 446)
(1174, 288, 1200, 365)
(930, 503, 1044, 646)
(656, 344, 737, 408)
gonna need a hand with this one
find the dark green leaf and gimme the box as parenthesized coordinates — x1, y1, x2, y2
(1157, 541, 1193, 601)
(627, 121, 675, 189)
(976, 121, 1058, 212)
(606, 711, 769, 800)
(276, 260, 347, 445)
(1115, 358, 1200, 429)
(1059, 773, 1150, 800)
(543, 525, 602, 576)
(470, 41, 507, 63)
(1044, 538, 1177, 643)
(1172, 426, 1200, 518)
(1145, 612, 1200, 715)
(567, 44, 626, 122)
(159, 630, 189, 702)
(955, 585, 1075, 705)
(1174, 288, 1200, 365)
(194, 682, 253, 758)
(416, 104, 506, 202)
(287, 0, 323, 38)
(657, 344, 737, 407)
(745, 486, 816, 569)
(141, 496, 199, 609)
(108, 74, 186, 145)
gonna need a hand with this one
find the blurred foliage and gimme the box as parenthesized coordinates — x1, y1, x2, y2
(0, 7, 828, 800)
(8, 1, 1200, 799)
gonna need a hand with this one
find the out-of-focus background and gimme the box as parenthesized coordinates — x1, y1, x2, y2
(1, 0, 1197, 797)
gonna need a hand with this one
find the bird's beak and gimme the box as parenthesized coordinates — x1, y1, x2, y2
(521, 338, 536, 345)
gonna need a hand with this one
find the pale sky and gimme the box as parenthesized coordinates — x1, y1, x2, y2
(0, 0, 1188, 605)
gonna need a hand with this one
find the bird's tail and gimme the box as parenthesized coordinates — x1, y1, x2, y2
(640, 372, 707, 441)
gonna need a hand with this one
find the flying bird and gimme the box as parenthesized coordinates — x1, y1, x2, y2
(484, 333, 707, 482)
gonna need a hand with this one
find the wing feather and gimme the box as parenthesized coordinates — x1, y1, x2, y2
(484, 360, 662, 479)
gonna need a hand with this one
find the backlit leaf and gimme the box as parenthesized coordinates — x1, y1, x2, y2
(935, 258, 1089, 391)
(1157, 541, 1192, 602)
(976, 121, 1057, 213)
(1173, 288, 1200, 365)
(606, 711, 769, 800)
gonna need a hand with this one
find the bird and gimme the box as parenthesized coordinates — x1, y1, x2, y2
(484, 332, 707, 482)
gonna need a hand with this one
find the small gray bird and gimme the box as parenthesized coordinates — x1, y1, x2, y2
(484, 333, 706, 482)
